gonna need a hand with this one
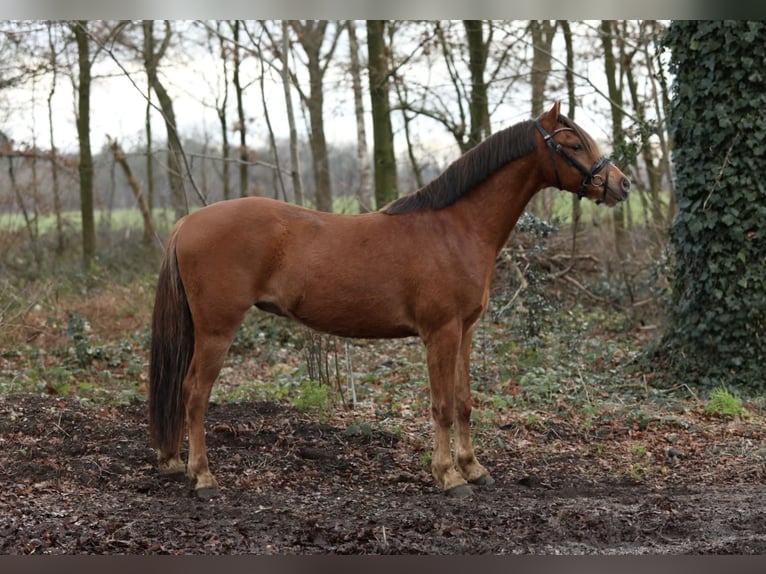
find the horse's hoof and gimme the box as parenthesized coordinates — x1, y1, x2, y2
(193, 487, 220, 500)
(470, 474, 495, 486)
(445, 484, 473, 498)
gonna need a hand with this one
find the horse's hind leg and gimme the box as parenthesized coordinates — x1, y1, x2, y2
(183, 329, 239, 499)
(455, 329, 494, 486)
(157, 442, 186, 481)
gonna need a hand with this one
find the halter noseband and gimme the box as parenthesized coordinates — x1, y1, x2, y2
(534, 119, 612, 202)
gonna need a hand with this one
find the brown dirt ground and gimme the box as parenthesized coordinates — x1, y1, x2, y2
(2, 227, 765, 554)
(2, 391, 766, 555)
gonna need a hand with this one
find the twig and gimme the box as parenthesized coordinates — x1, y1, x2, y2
(703, 133, 738, 210)
(346, 341, 357, 408)
(561, 274, 609, 303)
(495, 256, 528, 317)
(550, 253, 601, 264)
(577, 367, 593, 407)
(53, 413, 71, 437)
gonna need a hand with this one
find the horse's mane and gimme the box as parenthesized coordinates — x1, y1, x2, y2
(383, 119, 538, 215)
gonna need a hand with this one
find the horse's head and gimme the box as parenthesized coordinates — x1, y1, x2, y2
(534, 101, 630, 206)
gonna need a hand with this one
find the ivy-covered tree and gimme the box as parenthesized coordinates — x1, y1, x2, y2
(662, 21, 766, 391)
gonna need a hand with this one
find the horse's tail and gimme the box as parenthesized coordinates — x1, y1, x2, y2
(148, 219, 194, 454)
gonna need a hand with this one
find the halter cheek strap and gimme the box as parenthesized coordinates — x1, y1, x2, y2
(534, 119, 613, 202)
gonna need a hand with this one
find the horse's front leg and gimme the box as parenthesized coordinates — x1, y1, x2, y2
(455, 328, 494, 486)
(425, 322, 472, 497)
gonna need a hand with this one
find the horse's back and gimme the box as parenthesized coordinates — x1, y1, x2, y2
(172, 197, 488, 340)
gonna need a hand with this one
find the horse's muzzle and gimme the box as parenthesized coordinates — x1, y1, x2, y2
(602, 174, 631, 206)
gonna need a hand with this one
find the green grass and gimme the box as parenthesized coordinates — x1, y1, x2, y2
(0, 207, 178, 235)
(0, 197, 363, 238)
(546, 187, 672, 226)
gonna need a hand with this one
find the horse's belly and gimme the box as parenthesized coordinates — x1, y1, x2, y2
(288, 295, 418, 339)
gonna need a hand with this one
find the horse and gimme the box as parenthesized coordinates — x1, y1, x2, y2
(148, 101, 631, 499)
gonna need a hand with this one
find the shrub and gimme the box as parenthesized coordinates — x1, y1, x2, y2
(704, 386, 748, 419)
(292, 378, 331, 413)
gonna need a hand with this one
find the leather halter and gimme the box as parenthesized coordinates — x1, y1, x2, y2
(534, 119, 612, 202)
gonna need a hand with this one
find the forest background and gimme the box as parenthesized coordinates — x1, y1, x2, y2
(0, 20, 760, 421)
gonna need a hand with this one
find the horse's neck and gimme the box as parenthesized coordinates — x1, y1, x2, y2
(455, 158, 544, 253)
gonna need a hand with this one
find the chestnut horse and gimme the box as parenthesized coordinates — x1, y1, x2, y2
(149, 102, 630, 499)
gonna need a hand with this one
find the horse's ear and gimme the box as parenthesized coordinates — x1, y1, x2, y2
(544, 101, 561, 122)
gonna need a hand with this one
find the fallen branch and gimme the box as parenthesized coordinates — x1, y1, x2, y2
(107, 135, 155, 245)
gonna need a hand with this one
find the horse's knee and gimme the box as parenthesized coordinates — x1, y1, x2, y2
(455, 399, 471, 423)
(431, 401, 454, 427)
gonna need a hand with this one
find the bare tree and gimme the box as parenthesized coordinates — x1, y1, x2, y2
(144, 61, 155, 211)
(346, 20, 372, 212)
(279, 20, 304, 205)
(71, 21, 95, 270)
(214, 21, 232, 201)
(463, 20, 491, 149)
(600, 20, 629, 259)
(108, 136, 155, 243)
(287, 20, 343, 212)
(229, 20, 253, 198)
(529, 20, 556, 118)
(391, 21, 522, 156)
(367, 19, 397, 208)
(558, 20, 583, 264)
(46, 21, 64, 254)
(143, 20, 187, 219)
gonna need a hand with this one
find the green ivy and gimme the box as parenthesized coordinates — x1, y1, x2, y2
(661, 21, 766, 392)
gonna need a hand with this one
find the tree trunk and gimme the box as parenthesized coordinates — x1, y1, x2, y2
(307, 51, 332, 212)
(231, 21, 249, 198)
(529, 20, 556, 118)
(463, 20, 490, 149)
(643, 20, 676, 222)
(46, 22, 64, 254)
(559, 21, 576, 118)
(108, 137, 155, 244)
(600, 20, 629, 259)
(281, 20, 304, 206)
(144, 77, 155, 212)
(73, 21, 95, 271)
(5, 148, 40, 268)
(624, 42, 664, 256)
(216, 22, 231, 201)
(143, 20, 187, 219)
(663, 20, 766, 390)
(258, 43, 287, 202)
(529, 20, 556, 217)
(367, 20, 397, 208)
(558, 20, 582, 265)
(347, 20, 372, 212)
(290, 20, 334, 212)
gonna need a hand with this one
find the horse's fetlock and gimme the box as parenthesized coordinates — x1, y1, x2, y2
(158, 453, 186, 478)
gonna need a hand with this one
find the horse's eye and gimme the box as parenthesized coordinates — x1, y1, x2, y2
(571, 144, 583, 152)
